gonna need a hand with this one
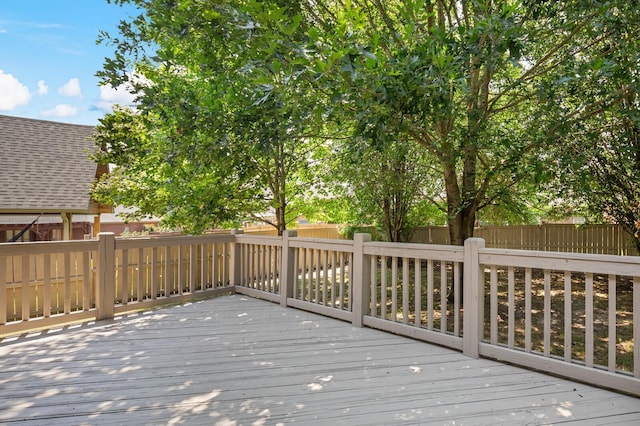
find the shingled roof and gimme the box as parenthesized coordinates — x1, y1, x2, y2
(0, 114, 110, 214)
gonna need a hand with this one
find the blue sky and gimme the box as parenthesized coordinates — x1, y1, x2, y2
(0, 1, 139, 125)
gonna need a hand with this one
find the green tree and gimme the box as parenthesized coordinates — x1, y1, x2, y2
(294, 0, 640, 245)
(329, 136, 445, 242)
(96, 0, 320, 234)
(539, 2, 640, 251)
(550, 94, 640, 252)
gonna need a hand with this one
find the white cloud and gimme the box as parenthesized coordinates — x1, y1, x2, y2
(41, 104, 78, 117)
(58, 78, 82, 97)
(0, 70, 31, 110)
(93, 83, 137, 112)
(37, 80, 48, 95)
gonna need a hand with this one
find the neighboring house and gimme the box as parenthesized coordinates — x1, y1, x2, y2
(0, 114, 112, 242)
(98, 206, 161, 236)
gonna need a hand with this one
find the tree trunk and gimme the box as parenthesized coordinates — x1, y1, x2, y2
(447, 206, 476, 246)
(442, 160, 477, 246)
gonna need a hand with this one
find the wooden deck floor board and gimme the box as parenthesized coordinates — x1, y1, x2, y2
(0, 295, 638, 425)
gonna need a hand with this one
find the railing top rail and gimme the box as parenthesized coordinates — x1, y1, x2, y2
(364, 241, 465, 262)
(480, 247, 640, 276)
(234, 234, 283, 246)
(116, 234, 235, 250)
(289, 237, 354, 252)
(0, 239, 99, 256)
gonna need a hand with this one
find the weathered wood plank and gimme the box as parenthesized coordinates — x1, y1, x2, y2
(0, 296, 638, 425)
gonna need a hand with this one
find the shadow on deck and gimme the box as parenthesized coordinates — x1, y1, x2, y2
(1, 295, 638, 425)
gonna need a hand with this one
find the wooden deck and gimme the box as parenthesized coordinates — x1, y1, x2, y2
(1, 295, 638, 425)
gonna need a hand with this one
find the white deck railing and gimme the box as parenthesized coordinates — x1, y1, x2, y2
(1, 231, 638, 396)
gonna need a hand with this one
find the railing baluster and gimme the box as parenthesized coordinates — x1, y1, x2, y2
(200, 244, 206, 291)
(137, 248, 144, 301)
(440, 260, 447, 333)
(263, 244, 268, 291)
(293, 247, 300, 300)
(253, 244, 259, 290)
(608, 274, 616, 372)
(453, 262, 460, 336)
(507, 267, 515, 348)
(490, 265, 498, 344)
(222, 243, 229, 286)
(634, 276, 639, 378)
(212, 243, 219, 287)
(251, 244, 256, 289)
(307, 249, 313, 301)
(64, 252, 71, 314)
(391, 257, 397, 321)
(585, 272, 594, 368)
(339, 251, 345, 309)
(370, 255, 377, 317)
(189, 244, 196, 293)
(323, 250, 329, 306)
(0, 256, 6, 324)
(381, 256, 387, 320)
(300, 248, 306, 300)
(255, 244, 260, 290)
(402, 257, 409, 324)
(267, 245, 273, 292)
(177, 246, 184, 295)
(544, 269, 551, 357)
(82, 252, 90, 311)
(43, 254, 50, 317)
(564, 271, 572, 362)
(163, 246, 170, 297)
(256, 243, 260, 289)
(122, 249, 129, 304)
(414, 258, 421, 327)
(22, 255, 30, 321)
(151, 247, 159, 299)
(427, 259, 433, 330)
(348, 251, 353, 311)
(525, 267, 532, 352)
(274, 246, 280, 293)
(315, 249, 321, 304)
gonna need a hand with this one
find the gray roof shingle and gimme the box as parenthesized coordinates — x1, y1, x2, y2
(0, 114, 104, 214)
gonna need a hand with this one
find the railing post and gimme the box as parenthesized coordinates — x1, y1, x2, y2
(230, 229, 244, 287)
(280, 230, 297, 307)
(352, 233, 372, 327)
(96, 232, 115, 321)
(463, 237, 485, 358)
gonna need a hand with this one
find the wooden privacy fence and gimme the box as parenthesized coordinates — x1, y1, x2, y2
(412, 223, 639, 256)
(1, 231, 638, 397)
